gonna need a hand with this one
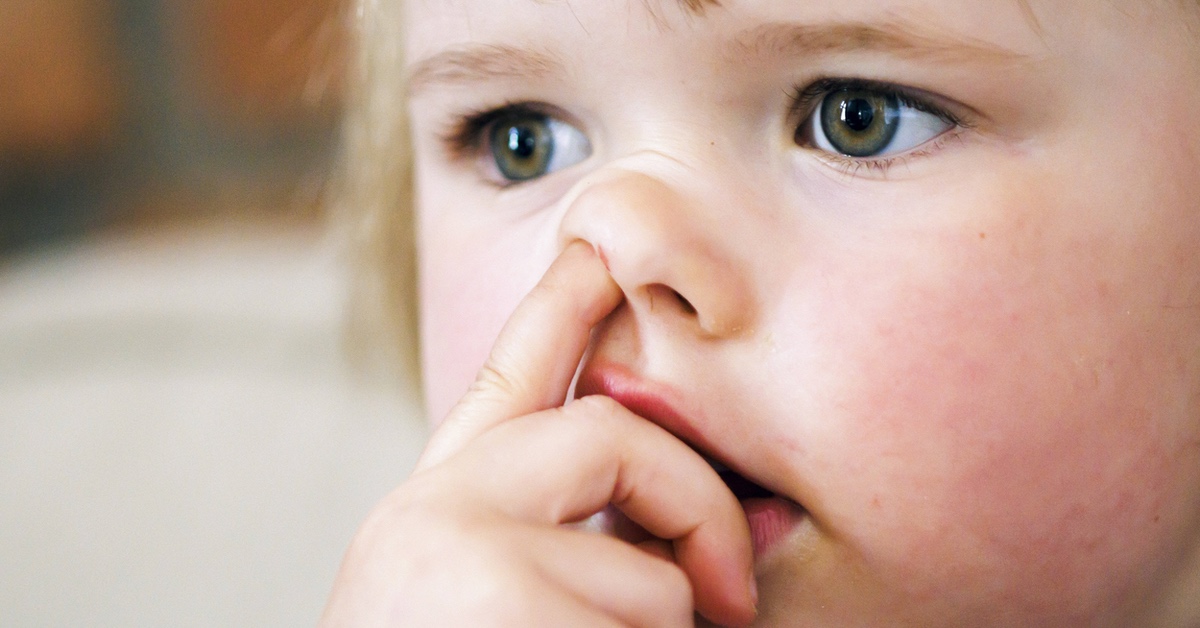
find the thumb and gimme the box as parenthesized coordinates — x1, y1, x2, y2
(416, 241, 623, 471)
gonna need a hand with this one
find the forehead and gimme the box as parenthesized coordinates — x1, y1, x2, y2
(402, 0, 1067, 88)
(402, 0, 1200, 102)
(402, 0, 1061, 64)
(401, 0, 1183, 42)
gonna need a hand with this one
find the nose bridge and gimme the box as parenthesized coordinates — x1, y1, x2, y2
(557, 166, 755, 337)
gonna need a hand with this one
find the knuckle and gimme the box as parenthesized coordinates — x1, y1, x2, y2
(337, 471, 569, 626)
(356, 489, 541, 619)
(425, 534, 549, 625)
(472, 360, 524, 400)
(355, 482, 449, 551)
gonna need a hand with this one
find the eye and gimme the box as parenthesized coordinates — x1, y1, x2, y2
(799, 86, 955, 159)
(487, 110, 591, 182)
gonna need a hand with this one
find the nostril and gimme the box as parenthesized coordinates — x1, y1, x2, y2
(673, 289, 697, 315)
(647, 284, 697, 316)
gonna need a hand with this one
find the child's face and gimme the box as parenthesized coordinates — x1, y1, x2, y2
(405, 0, 1200, 623)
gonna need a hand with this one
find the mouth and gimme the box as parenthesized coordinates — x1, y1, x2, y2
(706, 456, 774, 500)
(705, 456, 807, 558)
(576, 363, 807, 558)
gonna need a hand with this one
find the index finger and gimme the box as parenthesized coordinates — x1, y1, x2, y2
(416, 240, 623, 471)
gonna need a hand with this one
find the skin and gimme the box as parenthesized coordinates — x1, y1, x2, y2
(324, 0, 1200, 625)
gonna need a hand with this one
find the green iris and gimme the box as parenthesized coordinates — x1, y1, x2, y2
(489, 112, 555, 182)
(819, 89, 901, 157)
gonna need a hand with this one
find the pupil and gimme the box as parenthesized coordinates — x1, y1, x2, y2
(507, 126, 537, 159)
(841, 98, 875, 132)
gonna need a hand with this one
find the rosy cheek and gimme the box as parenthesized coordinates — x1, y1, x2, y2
(418, 210, 560, 424)
(420, 257, 521, 424)
(772, 176, 1198, 604)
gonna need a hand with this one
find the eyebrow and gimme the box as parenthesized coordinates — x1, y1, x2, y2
(675, 0, 719, 15)
(408, 44, 565, 97)
(407, 19, 1028, 97)
(735, 20, 1030, 65)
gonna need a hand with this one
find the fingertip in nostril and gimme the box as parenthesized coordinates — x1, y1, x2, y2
(595, 245, 611, 272)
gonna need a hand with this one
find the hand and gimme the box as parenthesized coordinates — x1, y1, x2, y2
(320, 242, 757, 627)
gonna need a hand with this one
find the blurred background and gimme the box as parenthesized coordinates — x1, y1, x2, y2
(0, 0, 340, 247)
(1, 1, 426, 625)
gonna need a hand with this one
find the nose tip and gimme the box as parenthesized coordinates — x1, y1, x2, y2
(558, 169, 755, 338)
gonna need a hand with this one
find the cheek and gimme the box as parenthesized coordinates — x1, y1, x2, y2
(419, 258, 515, 423)
(417, 205, 557, 423)
(770, 171, 1200, 607)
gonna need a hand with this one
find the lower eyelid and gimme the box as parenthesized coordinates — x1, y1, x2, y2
(809, 128, 965, 178)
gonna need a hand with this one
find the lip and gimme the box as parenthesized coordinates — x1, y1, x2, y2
(575, 361, 808, 560)
(575, 362, 716, 456)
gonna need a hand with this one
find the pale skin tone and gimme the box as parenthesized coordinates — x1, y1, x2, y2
(323, 0, 1200, 625)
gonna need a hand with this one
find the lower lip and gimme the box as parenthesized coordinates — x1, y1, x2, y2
(741, 497, 807, 558)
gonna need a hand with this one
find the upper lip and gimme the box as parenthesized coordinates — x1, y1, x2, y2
(574, 360, 782, 498)
(575, 361, 712, 453)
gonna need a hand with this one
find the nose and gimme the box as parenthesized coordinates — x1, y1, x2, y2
(557, 168, 756, 338)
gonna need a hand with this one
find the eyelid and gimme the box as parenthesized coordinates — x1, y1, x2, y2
(438, 100, 524, 159)
(809, 130, 964, 179)
(788, 77, 976, 131)
(788, 77, 978, 179)
(439, 100, 584, 162)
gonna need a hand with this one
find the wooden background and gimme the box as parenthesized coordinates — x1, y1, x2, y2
(0, 0, 344, 254)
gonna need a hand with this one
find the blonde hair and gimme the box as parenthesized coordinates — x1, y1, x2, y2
(335, 0, 420, 396)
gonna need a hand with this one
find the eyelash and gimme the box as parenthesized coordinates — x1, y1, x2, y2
(787, 77, 968, 176)
(439, 78, 968, 178)
(440, 101, 547, 161)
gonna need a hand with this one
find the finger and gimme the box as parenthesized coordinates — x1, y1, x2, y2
(417, 240, 622, 471)
(511, 573, 629, 628)
(452, 395, 756, 627)
(521, 525, 693, 628)
(322, 500, 632, 628)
